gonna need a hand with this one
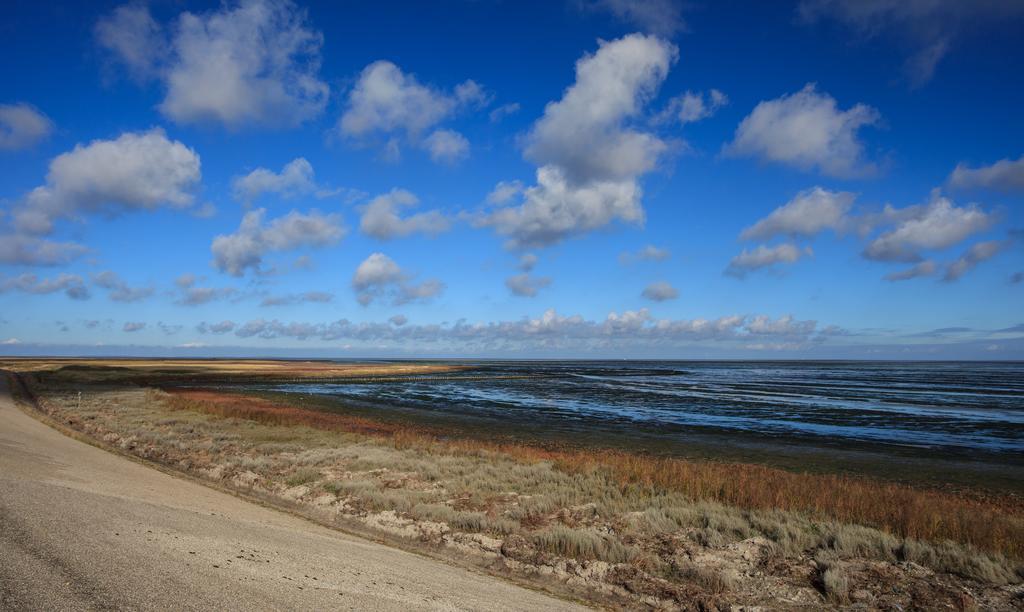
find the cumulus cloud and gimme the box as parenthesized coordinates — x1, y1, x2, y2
(0, 103, 54, 150)
(641, 281, 678, 301)
(94, 4, 166, 80)
(619, 244, 670, 264)
(0, 236, 88, 266)
(798, 0, 1024, 86)
(482, 167, 646, 249)
(944, 240, 1006, 282)
(726, 244, 810, 277)
(260, 291, 333, 307)
(862, 191, 993, 262)
(586, 0, 688, 37)
(212, 208, 346, 276)
(352, 252, 444, 306)
(11, 128, 200, 236)
(423, 129, 470, 164)
(122, 321, 146, 332)
(232, 157, 316, 202)
(97, 0, 328, 127)
(505, 273, 551, 297)
(741, 187, 857, 241)
(884, 260, 936, 282)
(654, 89, 727, 125)
(948, 155, 1024, 193)
(724, 84, 880, 178)
(359, 189, 450, 240)
(339, 61, 484, 162)
(92, 271, 153, 302)
(0, 273, 90, 300)
(486, 181, 524, 204)
(480, 34, 676, 248)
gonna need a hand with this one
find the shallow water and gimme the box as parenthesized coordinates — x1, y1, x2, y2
(243, 361, 1024, 489)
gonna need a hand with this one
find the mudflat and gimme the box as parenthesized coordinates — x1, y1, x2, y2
(0, 377, 582, 611)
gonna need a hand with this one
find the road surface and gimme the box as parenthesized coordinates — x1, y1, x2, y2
(0, 377, 584, 611)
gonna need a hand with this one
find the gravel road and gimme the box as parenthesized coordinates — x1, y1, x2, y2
(0, 377, 584, 611)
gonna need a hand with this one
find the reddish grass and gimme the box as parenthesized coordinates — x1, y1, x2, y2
(164, 389, 1024, 560)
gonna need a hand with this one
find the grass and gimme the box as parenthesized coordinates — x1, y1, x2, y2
(161, 389, 1024, 562)
(10, 370, 1024, 608)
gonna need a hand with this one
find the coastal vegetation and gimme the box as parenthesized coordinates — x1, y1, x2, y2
(4, 360, 1023, 609)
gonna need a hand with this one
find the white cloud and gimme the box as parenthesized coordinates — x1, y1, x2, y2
(453, 80, 491, 108)
(122, 321, 146, 332)
(745, 314, 817, 337)
(724, 84, 880, 178)
(948, 155, 1024, 193)
(587, 0, 687, 37)
(97, 0, 328, 127)
(359, 188, 450, 240)
(157, 322, 183, 335)
(92, 271, 153, 302)
(12, 128, 200, 235)
(619, 244, 670, 264)
(741, 187, 857, 240)
(481, 34, 676, 248)
(486, 180, 524, 204)
(197, 320, 236, 334)
(726, 244, 810, 277)
(260, 291, 333, 307)
(655, 89, 727, 125)
(339, 60, 484, 161)
(0, 236, 88, 266)
(944, 240, 1006, 282)
(423, 129, 469, 164)
(483, 166, 644, 249)
(523, 35, 675, 185)
(196, 310, 827, 352)
(211, 208, 346, 276)
(340, 61, 451, 137)
(862, 191, 993, 262)
(177, 286, 237, 306)
(798, 1, 1024, 86)
(518, 253, 539, 272)
(884, 260, 936, 282)
(94, 4, 165, 80)
(1, 338, 21, 345)
(352, 252, 444, 306)
(641, 281, 678, 301)
(489, 103, 520, 123)
(505, 273, 551, 297)
(0, 273, 90, 300)
(232, 157, 316, 202)
(0, 103, 54, 150)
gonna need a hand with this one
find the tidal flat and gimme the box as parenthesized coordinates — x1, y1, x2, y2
(4, 358, 1023, 609)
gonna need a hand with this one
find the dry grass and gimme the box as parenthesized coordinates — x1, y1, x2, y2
(163, 389, 1024, 562)
(10, 371, 1024, 607)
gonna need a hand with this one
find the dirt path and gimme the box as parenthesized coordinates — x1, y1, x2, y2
(0, 377, 585, 611)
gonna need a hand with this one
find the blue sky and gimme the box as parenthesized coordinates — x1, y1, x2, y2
(1, 0, 1022, 358)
